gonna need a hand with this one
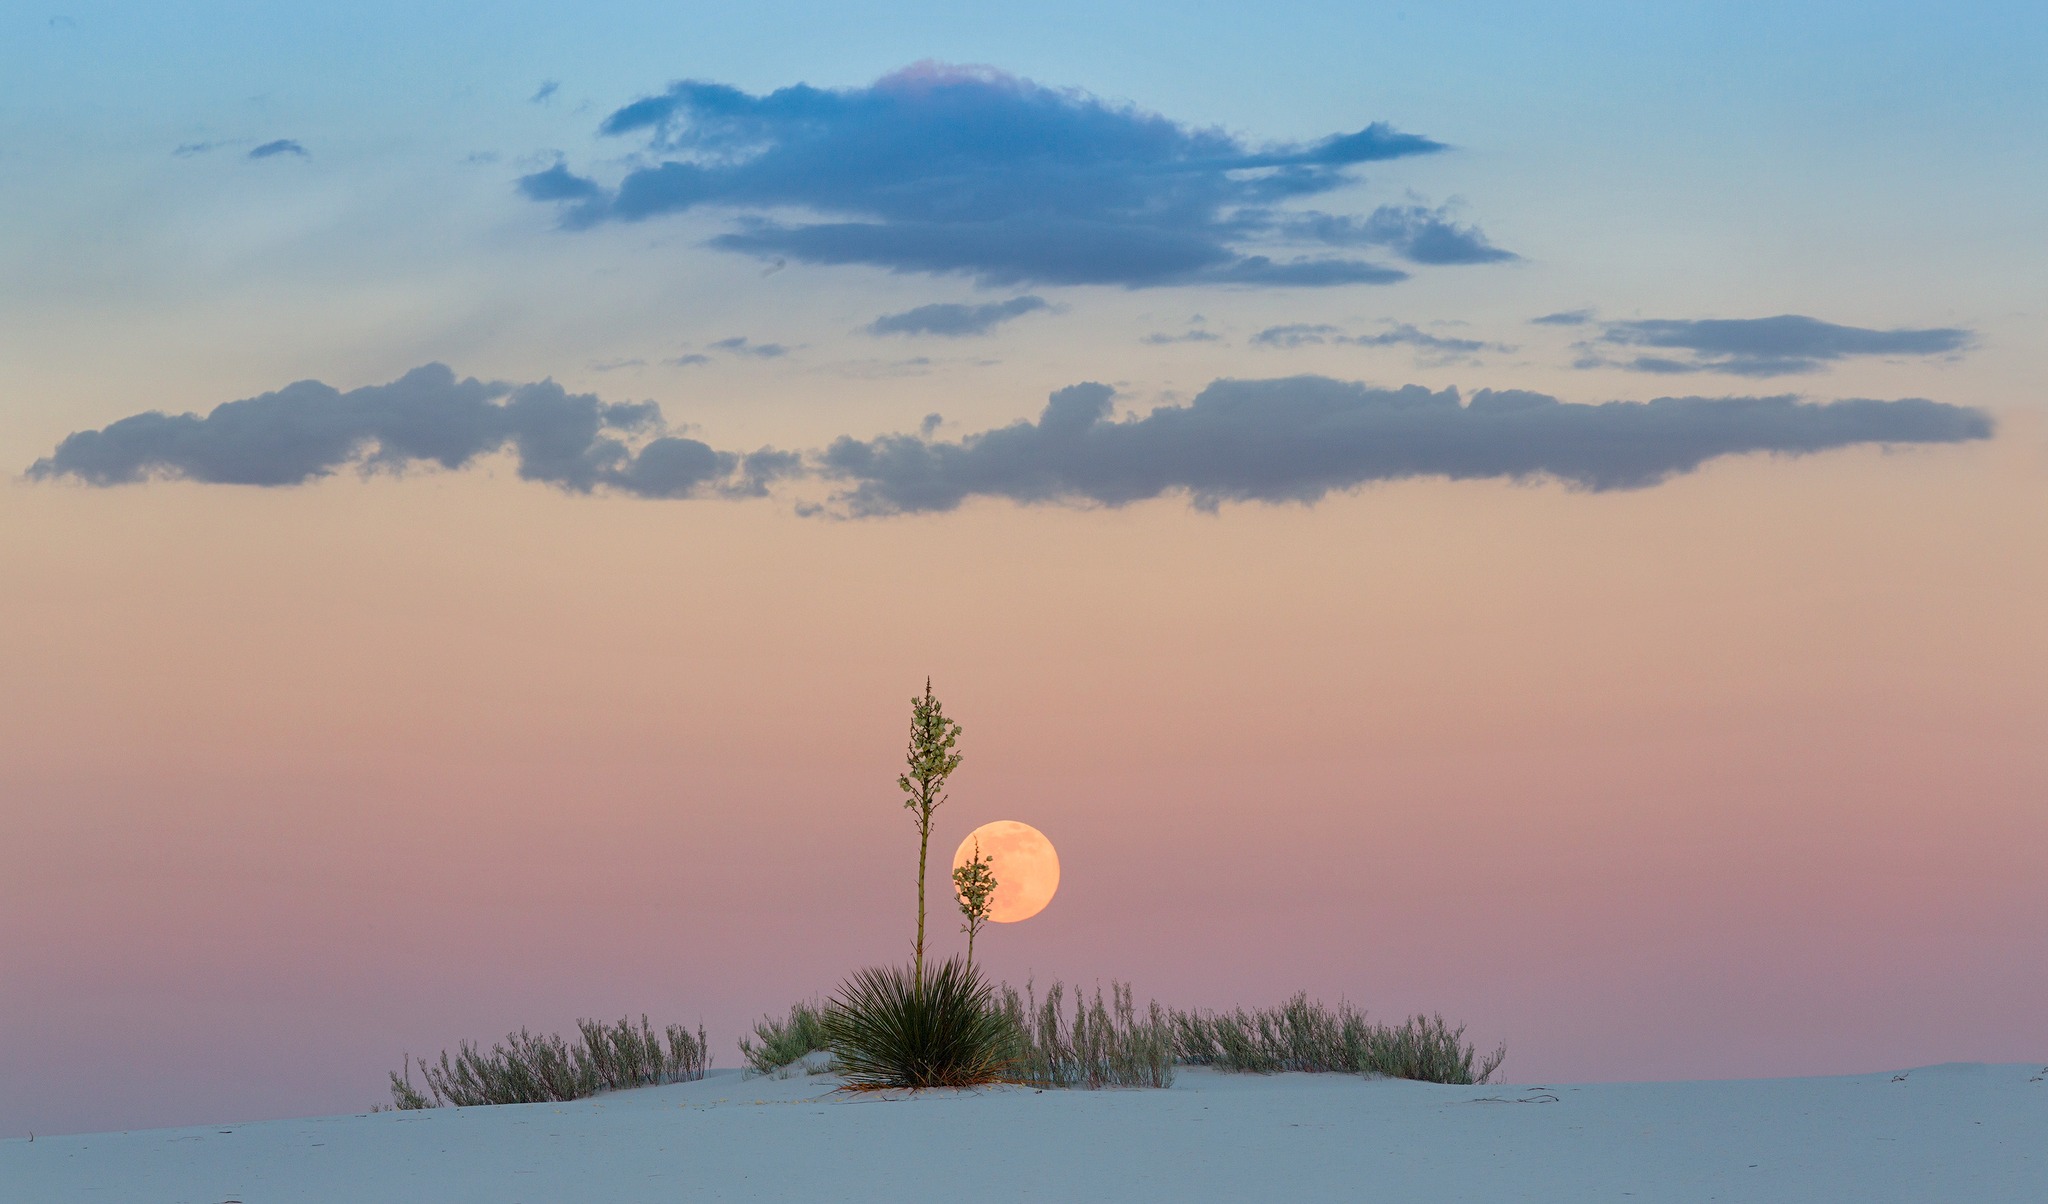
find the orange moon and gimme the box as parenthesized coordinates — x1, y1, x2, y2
(953, 821, 1060, 923)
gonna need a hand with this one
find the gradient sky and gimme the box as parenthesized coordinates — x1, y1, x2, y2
(4, 1, 2045, 1136)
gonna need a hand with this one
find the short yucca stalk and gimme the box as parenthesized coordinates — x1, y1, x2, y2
(953, 838, 997, 971)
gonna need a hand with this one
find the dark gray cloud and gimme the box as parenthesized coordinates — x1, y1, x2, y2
(517, 64, 1503, 288)
(248, 139, 307, 160)
(1581, 314, 1973, 376)
(32, 367, 1990, 516)
(866, 296, 1049, 337)
(817, 377, 1991, 515)
(26, 363, 795, 500)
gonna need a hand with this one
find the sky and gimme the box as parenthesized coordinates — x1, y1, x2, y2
(3, 0, 2045, 1136)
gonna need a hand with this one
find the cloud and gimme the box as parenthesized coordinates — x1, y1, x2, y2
(531, 80, 560, 104)
(33, 367, 1989, 516)
(817, 377, 1992, 515)
(1278, 205, 1516, 265)
(1251, 322, 1501, 361)
(866, 296, 1049, 337)
(1140, 330, 1222, 345)
(173, 140, 224, 158)
(1531, 309, 1594, 326)
(1581, 314, 1973, 376)
(248, 139, 307, 160)
(667, 353, 711, 367)
(708, 336, 788, 359)
(517, 63, 1493, 288)
(1251, 323, 1343, 348)
(26, 363, 795, 500)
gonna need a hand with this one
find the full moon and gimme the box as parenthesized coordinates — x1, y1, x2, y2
(953, 821, 1060, 923)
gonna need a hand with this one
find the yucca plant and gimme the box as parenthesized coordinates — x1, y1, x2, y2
(823, 956, 1013, 1089)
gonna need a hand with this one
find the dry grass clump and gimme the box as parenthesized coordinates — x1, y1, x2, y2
(739, 1000, 831, 1076)
(1170, 993, 1504, 1085)
(998, 980, 1176, 1088)
(823, 957, 1013, 1090)
(388, 1015, 709, 1109)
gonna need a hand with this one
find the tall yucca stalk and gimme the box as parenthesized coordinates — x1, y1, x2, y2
(898, 679, 962, 982)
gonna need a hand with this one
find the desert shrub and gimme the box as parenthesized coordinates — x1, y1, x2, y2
(824, 956, 1012, 1089)
(998, 979, 1175, 1089)
(739, 1000, 831, 1076)
(1169, 993, 1504, 1085)
(1368, 1012, 1507, 1085)
(387, 1014, 708, 1108)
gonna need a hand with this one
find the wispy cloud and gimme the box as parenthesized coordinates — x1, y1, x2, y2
(866, 296, 1049, 337)
(1276, 205, 1515, 265)
(1577, 314, 1973, 376)
(518, 63, 1496, 289)
(708, 336, 789, 359)
(1251, 321, 1504, 361)
(530, 80, 560, 104)
(1530, 309, 1595, 326)
(248, 139, 308, 160)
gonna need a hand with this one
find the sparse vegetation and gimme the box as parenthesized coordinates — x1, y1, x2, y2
(738, 1000, 831, 1076)
(999, 979, 1176, 1088)
(823, 956, 1013, 1089)
(387, 1015, 708, 1109)
(1169, 993, 1505, 1085)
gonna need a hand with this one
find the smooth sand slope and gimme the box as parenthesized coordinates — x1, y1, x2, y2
(5, 1062, 2043, 1203)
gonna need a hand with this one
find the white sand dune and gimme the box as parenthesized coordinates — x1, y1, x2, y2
(5, 1062, 2042, 1202)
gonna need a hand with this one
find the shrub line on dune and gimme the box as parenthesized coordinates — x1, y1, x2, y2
(386, 1015, 708, 1109)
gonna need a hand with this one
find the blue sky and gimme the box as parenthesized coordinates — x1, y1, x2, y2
(7, 1, 2041, 505)
(7, 3, 2043, 463)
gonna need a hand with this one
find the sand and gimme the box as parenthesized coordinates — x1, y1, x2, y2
(4, 1061, 2042, 1202)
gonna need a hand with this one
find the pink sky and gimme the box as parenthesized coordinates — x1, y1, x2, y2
(4, 427, 2042, 1134)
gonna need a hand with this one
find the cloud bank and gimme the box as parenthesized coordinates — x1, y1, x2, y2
(31, 367, 1989, 515)
(1580, 314, 1972, 376)
(519, 63, 1511, 288)
(816, 378, 1990, 514)
(26, 364, 797, 499)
